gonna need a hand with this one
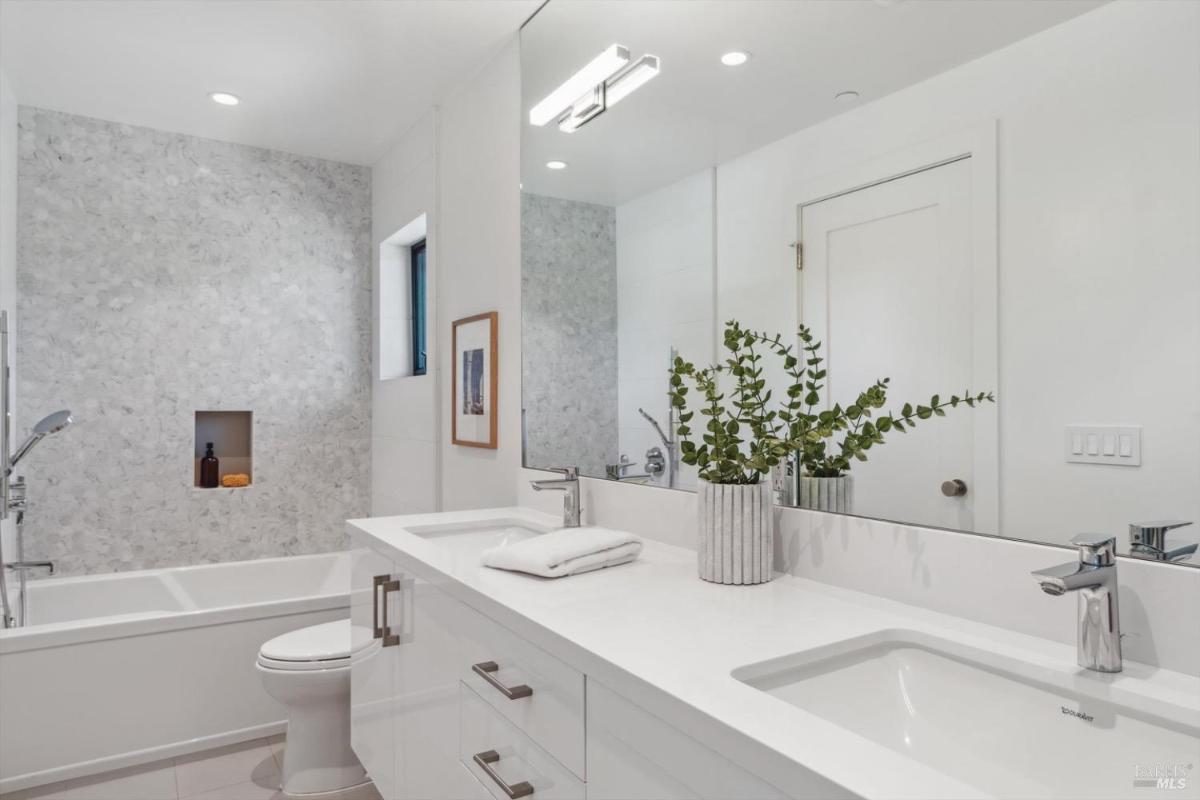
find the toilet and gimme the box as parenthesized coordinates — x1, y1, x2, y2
(257, 620, 369, 795)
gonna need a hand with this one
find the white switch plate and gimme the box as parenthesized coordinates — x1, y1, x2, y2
(1065, 425, 1141, 466)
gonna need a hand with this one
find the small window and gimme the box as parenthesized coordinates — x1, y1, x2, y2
(410, 239, 427, 376)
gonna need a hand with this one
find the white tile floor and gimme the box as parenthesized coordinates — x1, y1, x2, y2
(0, 736, 382, 800)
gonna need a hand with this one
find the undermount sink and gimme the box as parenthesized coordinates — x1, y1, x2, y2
(733, 630, 1200, 799)
(402, 518, 550, 567)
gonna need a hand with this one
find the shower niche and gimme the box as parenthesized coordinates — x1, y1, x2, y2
(194, 411, 253, 488)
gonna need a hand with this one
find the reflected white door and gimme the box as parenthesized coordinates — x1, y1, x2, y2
(800, 158, 994, 532)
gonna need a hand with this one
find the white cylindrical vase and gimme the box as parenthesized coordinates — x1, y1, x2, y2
(797, 475, 852, 514)
(697, 479, 774, 585)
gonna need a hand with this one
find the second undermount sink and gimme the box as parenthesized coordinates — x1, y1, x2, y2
(733, 630, 1200, 799)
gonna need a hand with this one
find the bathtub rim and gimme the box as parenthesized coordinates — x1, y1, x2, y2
(0, 551, 349, 655)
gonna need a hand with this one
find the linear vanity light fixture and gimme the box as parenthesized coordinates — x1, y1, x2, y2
(530, 44, 630, 126)
(554, 52, 661, 133)
(604, 54, 660, 107)
(557, 85, 607, 133)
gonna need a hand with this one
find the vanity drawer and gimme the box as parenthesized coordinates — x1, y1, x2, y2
(460, 682, 585, 800)
(453, 602, 585, 778)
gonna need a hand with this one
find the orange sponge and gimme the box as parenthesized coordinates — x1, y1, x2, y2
(221, 474, 250, 488)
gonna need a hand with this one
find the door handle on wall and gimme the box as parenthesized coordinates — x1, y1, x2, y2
(941, 479, 968, 497)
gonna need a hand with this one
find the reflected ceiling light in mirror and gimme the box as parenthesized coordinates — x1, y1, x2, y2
(530, 44, 630, 126)
(545, 160, 568, 170)
(720, 51, 751, 67)
(835, 90, 861, 104)
(605, 55, 660, 107)
(209, 91, 241, 106)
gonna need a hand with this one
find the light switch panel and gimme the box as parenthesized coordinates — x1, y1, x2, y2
(1065, 425, 1141, 466)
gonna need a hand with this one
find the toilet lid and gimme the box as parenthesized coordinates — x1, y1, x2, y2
(259, 619, 368, 663)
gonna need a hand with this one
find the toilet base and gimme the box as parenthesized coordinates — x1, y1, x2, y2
(279, 705, 367, 795)
(258, 662, 367, 796)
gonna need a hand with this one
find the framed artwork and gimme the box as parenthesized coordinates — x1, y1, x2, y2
(451, 311, 498, 449)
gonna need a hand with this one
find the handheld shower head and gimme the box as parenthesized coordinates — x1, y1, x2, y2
(9, 410, 73, 472)
(638, 407, 672, 448)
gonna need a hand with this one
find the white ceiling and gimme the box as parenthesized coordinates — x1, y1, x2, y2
(0, 0, 540, 165)
(521, 0, 1105, 206)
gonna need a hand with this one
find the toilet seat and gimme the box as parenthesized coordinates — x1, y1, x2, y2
(257, 620, 370, 672)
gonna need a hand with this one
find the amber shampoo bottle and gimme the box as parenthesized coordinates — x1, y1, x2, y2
(200, 442, 219, 488)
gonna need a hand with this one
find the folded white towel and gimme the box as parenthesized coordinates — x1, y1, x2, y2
(481, 527, 643, 578)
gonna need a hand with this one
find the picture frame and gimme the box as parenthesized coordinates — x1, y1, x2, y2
(451, 311, 499, 449)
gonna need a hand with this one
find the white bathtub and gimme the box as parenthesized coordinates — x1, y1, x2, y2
(0, 552, 350, 794)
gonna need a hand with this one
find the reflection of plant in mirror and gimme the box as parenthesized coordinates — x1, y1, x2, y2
(668, 320, 994, 483)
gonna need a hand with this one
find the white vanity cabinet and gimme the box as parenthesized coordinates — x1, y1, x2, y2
(351, 545, 484, 800)
(351, 538, 788, 800)
(350, 540, 586, 800)
(585, 682, 788, 800)
(349, 546, 401, 800)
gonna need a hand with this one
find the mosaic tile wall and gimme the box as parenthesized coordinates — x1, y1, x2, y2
(16, 107, 371, 575)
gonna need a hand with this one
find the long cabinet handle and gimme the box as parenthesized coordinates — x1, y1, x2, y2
(472, 750, 534, 798)
(380, 578, 401, 647)
(372, 575, 388, 639)
(471, 661, 533, 700)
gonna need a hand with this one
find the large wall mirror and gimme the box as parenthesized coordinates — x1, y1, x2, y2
(519, 0, 1200, 566)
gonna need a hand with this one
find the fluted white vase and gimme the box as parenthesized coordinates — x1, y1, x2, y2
(697, 479, 774, 585)
(797, 475, 852, 513)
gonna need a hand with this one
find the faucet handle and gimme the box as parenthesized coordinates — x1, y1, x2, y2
(547, 466, 579, 480)
(1071, 533, 1116, 566)
(1129, 520, 1194, 561)
(1130, 519, 1192, 535)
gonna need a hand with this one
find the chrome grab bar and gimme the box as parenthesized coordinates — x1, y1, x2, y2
(471, 661, 533, 700)
(472, 750, 534, 798)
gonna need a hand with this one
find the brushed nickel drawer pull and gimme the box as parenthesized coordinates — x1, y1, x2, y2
(472, 750, 534, 798)
(380, 578, 401, 647)
(472, 661, 533, 700)
(372, 574, 388, 639)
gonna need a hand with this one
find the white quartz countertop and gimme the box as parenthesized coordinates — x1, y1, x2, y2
(347, 508, 1200, 800)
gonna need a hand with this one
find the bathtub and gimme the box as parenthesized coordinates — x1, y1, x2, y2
(0, 552, 350, 794)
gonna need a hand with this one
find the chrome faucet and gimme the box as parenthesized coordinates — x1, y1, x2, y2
(1129, 520, 1195, 562)
(530, 467, 580, 528)
(1031, 534, 1122, 673)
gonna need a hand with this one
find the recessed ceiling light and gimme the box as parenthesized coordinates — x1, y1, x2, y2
(209, 92, 241, 106)
(835, 90, 860, 104)
(720, 51, 751, 67)
(546, 160, 568, 170)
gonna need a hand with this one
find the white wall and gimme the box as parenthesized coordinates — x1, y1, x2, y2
(715, 0, 1200, 546)
(371, 111, 440, 517)
(615, 168, 714, 490)
(370, 39, 521, 516)
(0, 68, 16, 572)
(437, 40, 523, 511)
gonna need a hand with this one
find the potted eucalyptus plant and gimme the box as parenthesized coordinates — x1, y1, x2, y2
(670, 321, 992, 584)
